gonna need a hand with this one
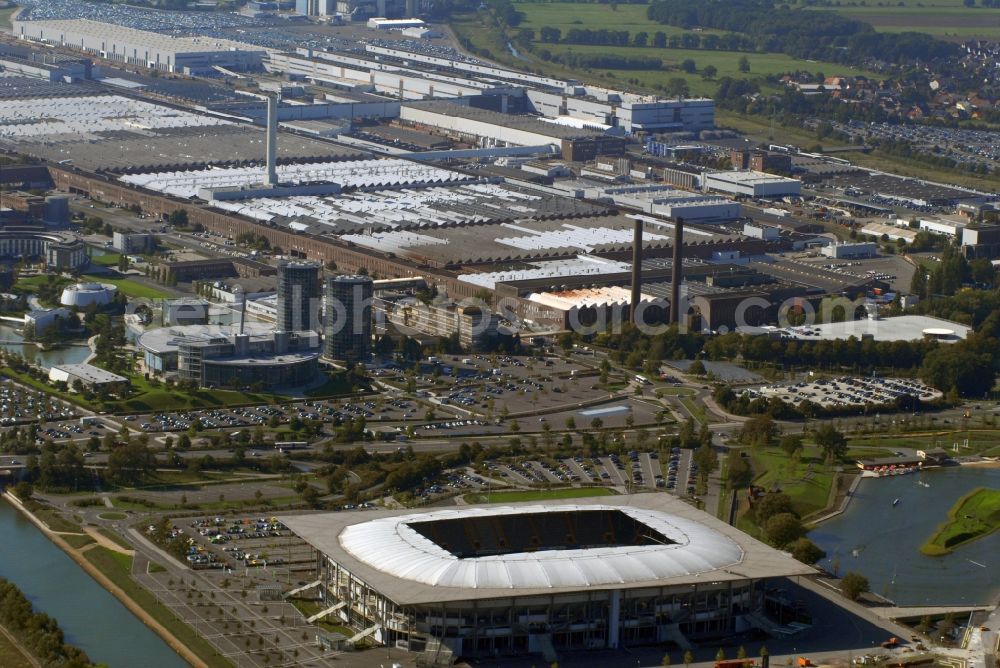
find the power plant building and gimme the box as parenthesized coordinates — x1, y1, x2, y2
(324, 275, 373, 363)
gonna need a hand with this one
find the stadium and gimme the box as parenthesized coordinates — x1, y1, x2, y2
(281, 493, 814, 660)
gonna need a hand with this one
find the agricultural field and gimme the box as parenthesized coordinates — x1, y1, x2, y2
(921, 487, 1000, 555)
(809, 1, 1000, 41)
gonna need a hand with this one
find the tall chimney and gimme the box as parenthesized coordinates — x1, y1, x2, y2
(671, 217, 684, 325)
(265, 94, 278, 187)
(630, 217, 643, 325)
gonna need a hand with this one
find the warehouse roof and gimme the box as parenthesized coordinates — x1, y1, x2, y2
(16, 19, 266, 56)
(402, 100, 605, 140)
(280, 493, 814, 604)
(50, 363, 127, 385)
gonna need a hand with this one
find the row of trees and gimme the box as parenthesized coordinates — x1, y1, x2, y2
(646, 0, 960, 67)
(0, 578, 97, 668)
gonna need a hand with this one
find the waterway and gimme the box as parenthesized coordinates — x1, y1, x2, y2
(0, 323, 91, 369)
(0, 500, 189, 668)
(810, 465, 1000, 606)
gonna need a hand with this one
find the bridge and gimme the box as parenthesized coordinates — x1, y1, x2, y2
(871, 605, 991, 621)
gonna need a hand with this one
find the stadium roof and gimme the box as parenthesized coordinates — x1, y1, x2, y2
(280, 493, 814, 604)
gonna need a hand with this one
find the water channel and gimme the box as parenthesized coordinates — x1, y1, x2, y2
(0, 323, 92, 369)
(0, 500, 189, 668)
(810, 465, 1000, 606)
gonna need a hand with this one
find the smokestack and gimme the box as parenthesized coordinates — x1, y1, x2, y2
(671, 217, 684, 325)
(630, 217, 643, 325)
(265, 94, 278, 187)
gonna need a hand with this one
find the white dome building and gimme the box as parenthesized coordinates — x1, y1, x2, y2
(60, 282, 117, 308)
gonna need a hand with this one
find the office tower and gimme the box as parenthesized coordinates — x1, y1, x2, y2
(324, 275, 373, 363)
(276, 259, 321, 332)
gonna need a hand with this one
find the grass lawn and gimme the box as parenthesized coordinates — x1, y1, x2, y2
(0, 626, 35, 668)
(920, 487, 1000, 555)
(0, 6, 17, 30)
(83, 546, 233, 668)
(62, 533, 96, 549)
(655, 386, 696, 397)
(80, 275, 168, 299)
(463, 486, 615, 504)
(89, 252, 122, 267)
(29, 503, 83, 533)
(679, 396, 708, 425)
(304, 372, 356, 398)
(749, 448, 837, 520)
(97, 527, 134, 551)
(516, 2, 710, 37)
(105, 372, 285, 413)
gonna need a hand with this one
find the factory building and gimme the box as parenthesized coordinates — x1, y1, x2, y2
(276, 259, 322, 333)
(594, 185, 740, 224)
(820, 242, 878, 259)
(324, 275, 373, 364)
(0, 52, 94, 82)
(280, 494, 814, 660)
(13, 19, 266, 74)
(399, 101, 627, 161)
(704, 171, 801, 198)
(112, 232, 155, 255)
(962, 224, 1000, 260)
(49, 363, 129, 393)
(375, 296, 500, 351)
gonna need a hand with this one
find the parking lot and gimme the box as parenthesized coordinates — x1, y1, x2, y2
(0, 379, 80, 426)
(746, 376, 943, 409)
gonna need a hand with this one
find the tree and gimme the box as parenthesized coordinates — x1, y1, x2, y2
(666, 77, 689, 98)
(840, 572, 870, 601)
(680, 58, 697, 74)
(683, 651, 694, 668)
(688, 359, 706, 375)
(662, 652, 672, 667)
(765, 512, 805, 547)
(754, 492, 796, 525)
(738, 55, 751, 72)
(920, 344, 996, 397)
(739, 414, 779, 447)
(789, 537, 826, 565)
(737, 646, 747, 660)
(716, 648, 726, 662)
(814, 424, 847, 462)
(167, 209, 189, 228)
(702, 64, 718, 79)
(779, 433, 804, 458)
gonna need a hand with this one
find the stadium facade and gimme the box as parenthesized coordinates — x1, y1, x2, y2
(281, 494, 814, 660)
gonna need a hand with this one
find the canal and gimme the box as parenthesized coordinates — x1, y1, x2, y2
(0, 499, 189, 668)
(810, 465, 1000, 606)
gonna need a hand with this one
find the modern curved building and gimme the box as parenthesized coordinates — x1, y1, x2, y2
(0, 226, 88, 270)
(60, 282, 116, 308)
(137, 322, 321, 388)
(281, 493, 814, 659)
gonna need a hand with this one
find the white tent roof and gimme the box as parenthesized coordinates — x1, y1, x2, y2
(339, 504, 744, 589)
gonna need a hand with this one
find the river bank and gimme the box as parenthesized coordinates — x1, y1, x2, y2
(0, 621, 41, 668)
(1, 490, 205, 668)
